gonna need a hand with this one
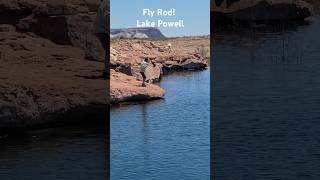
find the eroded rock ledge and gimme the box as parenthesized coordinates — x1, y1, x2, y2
(110, 70, 165, 103)
(110, 37, 210, 81)
(109, 37, 210, 104)
(0, 24, 107, 131)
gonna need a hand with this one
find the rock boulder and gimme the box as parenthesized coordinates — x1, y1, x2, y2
(110, 70, 165, 103)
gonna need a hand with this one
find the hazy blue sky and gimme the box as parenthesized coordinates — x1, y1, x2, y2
(110, 0, 210, 37)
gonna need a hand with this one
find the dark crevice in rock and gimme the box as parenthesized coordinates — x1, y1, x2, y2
(110, 63, 120, 70)
(115, 64, 133, 76)
(17, 15, 72, 45)
(0, 10, 32, 25)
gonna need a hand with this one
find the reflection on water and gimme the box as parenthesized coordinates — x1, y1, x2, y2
(111, 70, 210, 180)
(213, 16, 320, 179)
(0, 126, 107, 180)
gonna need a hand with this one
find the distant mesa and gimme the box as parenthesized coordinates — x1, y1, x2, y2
(110, 28, 166, 39)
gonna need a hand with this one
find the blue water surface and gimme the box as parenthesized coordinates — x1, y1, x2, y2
(111, 70, 210, 180)
(213, 16, 320, 179)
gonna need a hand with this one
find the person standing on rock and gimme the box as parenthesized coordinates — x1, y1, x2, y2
(94, 0, 109, 79)
(140, 58, 156, 87)
(167, 43, 172, 52)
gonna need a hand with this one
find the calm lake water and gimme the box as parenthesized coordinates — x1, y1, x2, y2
(110, 70, 210, 180)
(0, 126, 107, 180)
(213, 16, 320, 179)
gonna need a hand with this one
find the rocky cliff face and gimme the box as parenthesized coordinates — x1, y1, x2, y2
(0, 0, 112, 132)
(212, 0, 314, 26)
(110, 28, 166, 39)
(0, 24, 108, 131)
(0, 0, 106, 61)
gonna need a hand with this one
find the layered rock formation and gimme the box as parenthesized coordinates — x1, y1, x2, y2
(0, 0, 106, 61)
(0, 0, 109, 131)
(110, 28, 166, 39)
(110, 37, 209, 84)
(109, 36, 209, 104)
(212, 0, 314, 27)
(0, 24, 107, 131)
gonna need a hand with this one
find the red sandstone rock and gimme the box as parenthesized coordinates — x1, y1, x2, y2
(110, 70, 165, 103)
(0, 25, 107, 130)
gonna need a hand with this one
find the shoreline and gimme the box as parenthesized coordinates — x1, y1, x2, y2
(0, 30, 209, 133)
(110, 37, 210, 104)
(110, 68, 210, 106)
